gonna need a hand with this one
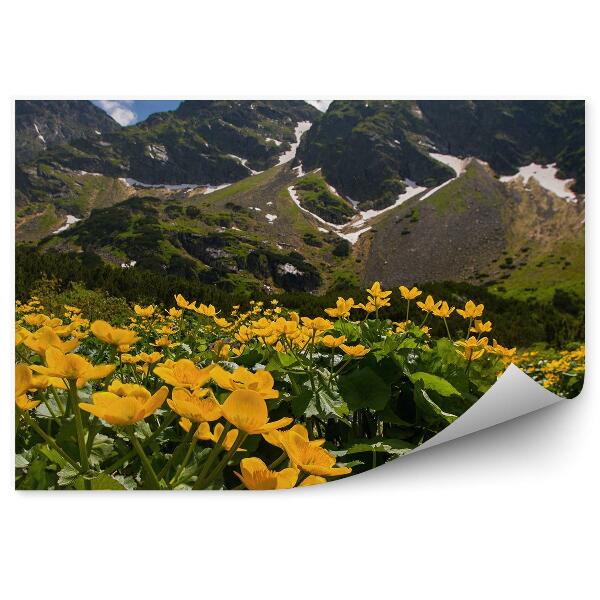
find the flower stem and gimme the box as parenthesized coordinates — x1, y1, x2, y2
(443, 317, 453, 341)
(23, 412, 81, 473)
(68, 381, 90, 489)
(105, 411, 176, 474)
(192, 423, 231, 490)
(126, 426, 162, 490)
(170, 424, 200, 486)
(199, 431, 248, 490)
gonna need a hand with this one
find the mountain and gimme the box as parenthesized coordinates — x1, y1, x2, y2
(15, 100, 584, 300)
(359, 160, 584, 301)
(15, 100, 121, 163)
(295, 100, 585, 209)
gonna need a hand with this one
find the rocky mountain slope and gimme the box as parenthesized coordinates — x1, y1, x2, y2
(295, 100, 585, 209)
(16, 100, 584, 299)
(15, 100, 120, 163)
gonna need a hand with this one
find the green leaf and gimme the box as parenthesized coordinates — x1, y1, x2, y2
(410, 371, 460, 397)
(266, 351, 298, 372)
(90, 474, 126, 490)
(339, 366, 391, 411)
(15, 453, 30, 469)
(57, 463, 80, 487)
(337, 438, 414, 457)
(415, 387, 458, 424)
(88, 433, 115, 467)
(38, 445, 67, 468)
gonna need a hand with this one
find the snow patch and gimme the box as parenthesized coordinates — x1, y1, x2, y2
(33, 122, 46, 144)
(352, 180, 426, 227)
(228, 154, 261, 176)
(265, 214, 278, 222)
(499, 163, 576, 200)
(305, 100, 332, 112)
(338, 226, 371, 245)
(293, 163, 305, 177)
(277, 263, 303, 276)
(121, 260, 137, 269)
(287, 186, 346, 230)
(265, 137, 282, 146)
(317, 227, 329, 233)
(429, 153, 470, 176)
(120, 178, 199, 191)
(147, 144, 169, 163)
(52, 215, 81, 234)
(278, 121, 312, 165)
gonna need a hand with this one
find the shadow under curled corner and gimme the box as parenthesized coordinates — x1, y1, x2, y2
(413, 363, 563, 453)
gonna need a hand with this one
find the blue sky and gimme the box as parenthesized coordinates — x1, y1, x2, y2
(92, 100, 182, 126)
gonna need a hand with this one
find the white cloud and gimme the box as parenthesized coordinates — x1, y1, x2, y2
(96, 100, 137, 125)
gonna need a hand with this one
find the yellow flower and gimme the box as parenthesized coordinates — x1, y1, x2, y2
(232, 345, 246, 357)
(213, 317, 232, 329)
(64, 305, 82, 314)
(394, 321, 408, 333)
(280, 431, 352, 477)
(235, 457, 299, 490)
(235, 325, 255, 343)
(168, 307, 183, 318)
(263, 424, 326, 450)
(324, 297, 355, 318)
(355, 302, 376, 314)
(91, 320, 140, 347)
(138, 351, 162, 364)
(211, 365, 279, 399)
(120, 353, 141, 364)
(31, 347, 115, 388)
(80, 385, 168, 425)
(221, 389, 292, 434)
(15, 364, 47, 410)
(273, 318, 299, 338)
(340, 344, 370, 358)
(154, 359, 215, 389)
(152, 335, 178, 348)
(212, 340, 231, 359)
(366, 281, 392, 300)
(182, 420, 245, 452)
(455, 336, 488, 361)
(321, 334, 346, 348)
(416, 295, 441, 314)
(432, 301, 455, 318)
(195, 303, 217, 317)
(174, 294, 196, 310)
(456, 300, 484, 319)
(168, 387, 222, 422)
(487, 339, 516, 358)
(23, 313, 56, 328)
(299, 475, 327, 486)
(399, 285, 422, 301)
(134, 304, 155, 317)
(23, 326, 79, 358)
(16, 326, 31, 346)
(301, 317, 333, 332)
(470, 320, 492, 334)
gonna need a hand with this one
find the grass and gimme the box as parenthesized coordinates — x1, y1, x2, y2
(293, 172, 356, 224)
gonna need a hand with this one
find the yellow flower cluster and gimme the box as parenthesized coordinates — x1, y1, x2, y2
(514, 345, 585, 396)
(14, 282, 533, 491)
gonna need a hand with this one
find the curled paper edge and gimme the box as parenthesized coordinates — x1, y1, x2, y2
(412, 364, 561, 453)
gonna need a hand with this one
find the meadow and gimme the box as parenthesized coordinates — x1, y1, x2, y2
(15, 281, 583, 490)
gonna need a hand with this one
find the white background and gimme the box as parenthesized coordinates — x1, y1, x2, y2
(1, 1, 597, 598)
